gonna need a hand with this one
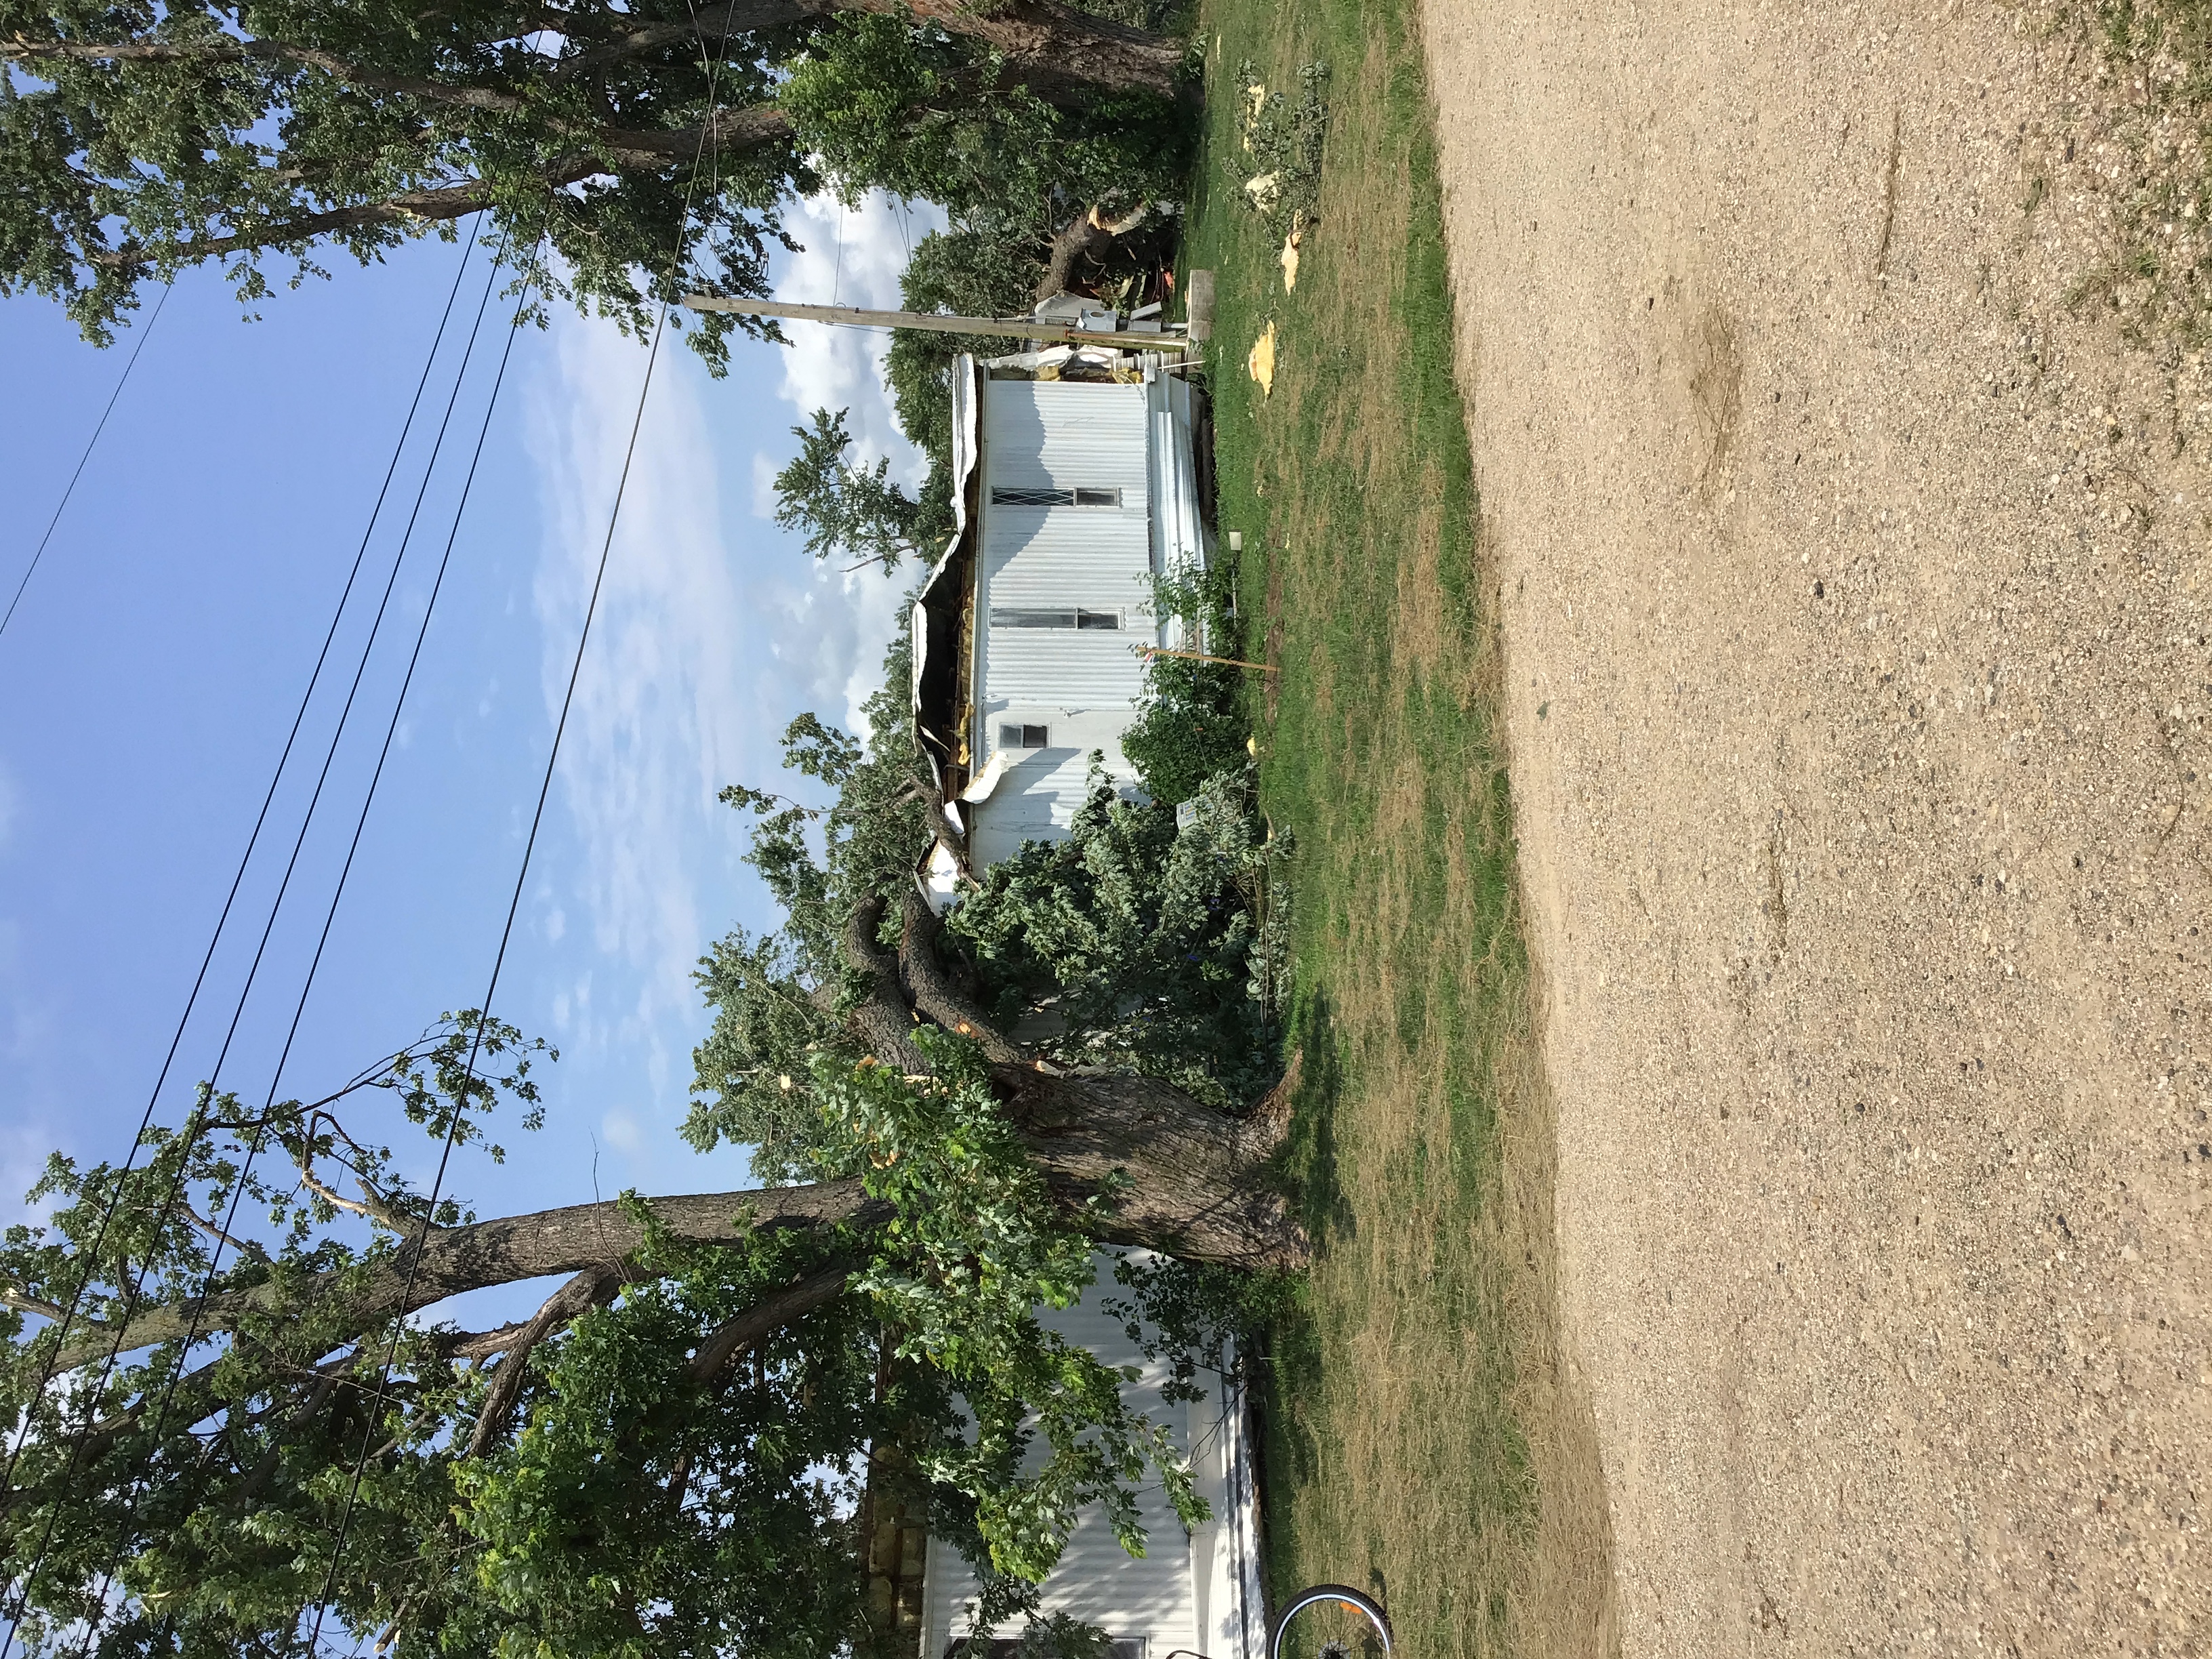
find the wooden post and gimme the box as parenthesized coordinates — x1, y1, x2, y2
(678, 294, 1195, 354)
(1140, 645, 1279, 673)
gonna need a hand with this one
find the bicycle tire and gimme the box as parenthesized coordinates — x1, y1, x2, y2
(1267, 1584, 1393, 1659)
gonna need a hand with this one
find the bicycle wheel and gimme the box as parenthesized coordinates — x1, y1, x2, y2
(1267, 1584, 1393, 1659)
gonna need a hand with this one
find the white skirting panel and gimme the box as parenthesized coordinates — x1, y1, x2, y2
(1187, 1345, 1265, 1659)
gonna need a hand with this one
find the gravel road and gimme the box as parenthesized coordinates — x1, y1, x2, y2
(1417, 1, 2211, 1651)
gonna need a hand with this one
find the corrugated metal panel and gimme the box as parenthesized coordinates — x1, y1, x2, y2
(918, 1251, 1203, 1659)
(975, 377, 1158, 722)
(981, 632, 1147, 707)
(1145, 377, 1210, 654)
(983, 380, 1150, 497)
(982, 510, 1153, 602)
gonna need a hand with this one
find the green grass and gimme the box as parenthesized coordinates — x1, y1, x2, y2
(1176, 2, 1617, 1655)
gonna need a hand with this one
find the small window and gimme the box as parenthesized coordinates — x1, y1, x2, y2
(989, 486, 1122, 508)
(998, 723, 1049, 750)
(989, 607, 1122, 631)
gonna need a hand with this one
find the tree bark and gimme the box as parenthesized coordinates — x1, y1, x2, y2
(893, 0, 1183, 101)
(684, 1263, 851, 1387)
(464, 1266, 621, 1455)
(58, 1064, 1302, 1371)
(897, 891, 1023, 1067)
(58, 1178, 882, 1370)
(992, 1064, 1302, 1270)
(844, 895, 934, 1074)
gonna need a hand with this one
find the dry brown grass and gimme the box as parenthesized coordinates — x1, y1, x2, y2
(1185, 1, 1618, 1653)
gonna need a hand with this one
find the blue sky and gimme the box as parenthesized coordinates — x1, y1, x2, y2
(0, 191, 937, 1315)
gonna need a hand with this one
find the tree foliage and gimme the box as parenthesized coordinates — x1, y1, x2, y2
(949, 764, 1290, 1113)
(689, 629, 1288, 1187)
(1120, 555, 1252, 806)
(0, 0, 1192, 360)
(771, 407, 939, 573)
(0, 1008, 1216, 1654)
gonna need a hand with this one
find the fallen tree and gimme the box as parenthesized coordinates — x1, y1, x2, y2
(0, 638, 1294, 1659)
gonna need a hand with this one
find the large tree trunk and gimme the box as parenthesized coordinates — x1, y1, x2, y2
(997, 1065, 1299, 1268)
(892, 0, 1184, 102)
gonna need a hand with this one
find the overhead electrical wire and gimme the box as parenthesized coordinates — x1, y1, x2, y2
(302, 14, 736, 1648)
(0, 228, 483, 1592)
(0, 226, 491, 1656)
(22, 234, 525, 1659)
(0, 281, 173, 644)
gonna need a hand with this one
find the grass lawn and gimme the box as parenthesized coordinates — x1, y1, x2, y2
(1176, 3, 1618, 1654)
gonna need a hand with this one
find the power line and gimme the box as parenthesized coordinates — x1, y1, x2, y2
(303, 14, 733, 1645)
(43, 233, 522, 1659)
(0, 228, 488, 1656)
(0, 282, 173, 644)
(0, 228, 476, 1540)
(51, 237, 526, 1659)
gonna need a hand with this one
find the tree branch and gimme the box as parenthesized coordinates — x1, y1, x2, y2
(293, 1163, 412, 1233)
(843, 895, 935, 1075)
(231, 1364, 350, 1504)
(897, 890, 1025, 1067)
(82, 104, 793, 272)
(87, 170, 551, 268)
(682, 1263, 848, 1388)
(555, 0, 833, 73)
(464, 1267, 620, 1455)
(0, 36, 532, 110)
(54, 1179, 882, 1370)
(1, 1283, 66, 1322)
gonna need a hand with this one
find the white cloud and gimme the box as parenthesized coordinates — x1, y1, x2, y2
(526, 319, 754, 1097)
(773, 191, 943, 487)
(516, 194, 948, 1148)
(764, 189, 946, 726)
(600, 1109, 642, 1152)
(751, 451, 781, 522)
(0, 1113, 56, 1228)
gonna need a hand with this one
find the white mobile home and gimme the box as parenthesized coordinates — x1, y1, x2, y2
(911, 348, 1211, 887)
(902, 345, 1261, 1659)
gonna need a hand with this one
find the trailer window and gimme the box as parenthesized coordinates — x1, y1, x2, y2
(989, 607, 1122, 630)
(989, 486, 1123, 508)
(997, 723, 1049, 750)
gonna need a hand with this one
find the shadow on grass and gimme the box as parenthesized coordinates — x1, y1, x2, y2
(1253, 988, 1347, 1499)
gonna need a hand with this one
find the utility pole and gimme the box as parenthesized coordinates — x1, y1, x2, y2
(678, 293, 1199, 353)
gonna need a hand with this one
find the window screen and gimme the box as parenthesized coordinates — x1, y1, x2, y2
(998, 723, 1049, 750)
(989, 607, 1122, 630)
(989, 486, 1123, 508)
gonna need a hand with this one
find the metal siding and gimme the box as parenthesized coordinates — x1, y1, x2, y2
(971, 375, 1158, 832)
(983, 380, 1151, 496)
(1145, 376, 1210, 651)
(916, 1251, 1201, 1659)
(981, 628, 1148, 707)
